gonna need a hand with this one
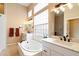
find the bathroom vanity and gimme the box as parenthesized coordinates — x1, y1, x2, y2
(42, 38, 79, 56)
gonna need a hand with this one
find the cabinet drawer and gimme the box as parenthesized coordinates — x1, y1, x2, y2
(42, 46, 51, 56)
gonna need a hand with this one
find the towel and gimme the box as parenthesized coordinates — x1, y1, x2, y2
(15, 28, 19, 37)
(9, 28, 14, 37)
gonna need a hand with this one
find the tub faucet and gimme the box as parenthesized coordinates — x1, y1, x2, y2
(43, 33, 48, 38)
(27, 41, 29, 43)
(63, 36, 66, 41)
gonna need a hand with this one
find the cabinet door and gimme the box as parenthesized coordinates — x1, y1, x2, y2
(51, 49, 64, 56)
(51, 43, 79, 56)
(42, 46, 51, 56)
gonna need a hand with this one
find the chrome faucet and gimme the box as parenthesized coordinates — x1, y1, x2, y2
(43, 33, 48, 38)
(27, 41, 29, 43)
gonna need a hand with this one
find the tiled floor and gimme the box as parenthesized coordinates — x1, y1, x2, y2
(0, 37, 22, 56)
(0, 43, 19, 56)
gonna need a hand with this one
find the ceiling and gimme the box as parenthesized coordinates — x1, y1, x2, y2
(19, 3, 32, 7)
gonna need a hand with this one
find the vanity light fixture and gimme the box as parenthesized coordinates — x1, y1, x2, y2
(54, 9, 57, 13)
(56, 9, 60, 14)
(54, 3, 66, 14)
(59, 6, 65, 12)
(54, 8, 60, 14)
(67, 3, 73, 10)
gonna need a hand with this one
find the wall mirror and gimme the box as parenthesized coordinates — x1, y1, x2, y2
(50, 3, 79, 42)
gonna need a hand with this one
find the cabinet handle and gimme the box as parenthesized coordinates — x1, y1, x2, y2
(44, 50, 47, 52)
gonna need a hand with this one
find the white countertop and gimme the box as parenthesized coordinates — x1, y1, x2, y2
(18, 43, 42, 56)
(42, 38, 79, 53)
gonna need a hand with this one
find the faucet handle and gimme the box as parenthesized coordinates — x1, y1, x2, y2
(59, 36, 63, 40)
(68, 39, 70, 42)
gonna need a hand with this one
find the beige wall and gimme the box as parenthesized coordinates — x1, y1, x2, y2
(64, 3, 79, 42)
(64, 3, 79, 36)
(69, 19, 79, 38)
(48, 4, 56, 37)
(68, 19, 79, 42)
(48, 11, 55, 37)
(5, 3, 27, 44)
(27, 3, 37, 12)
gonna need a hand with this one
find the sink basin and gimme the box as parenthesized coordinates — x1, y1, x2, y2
(54, 39, 74, 46)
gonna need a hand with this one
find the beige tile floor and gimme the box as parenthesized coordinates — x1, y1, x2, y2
(0, 43, 20, 56)
(0, 36, 23, 56)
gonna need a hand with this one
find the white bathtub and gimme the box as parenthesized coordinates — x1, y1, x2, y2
(20, 40, 42, 52)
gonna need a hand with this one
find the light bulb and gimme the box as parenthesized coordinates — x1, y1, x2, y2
(56, 10, 60, 14)
(54, 9, 59, 14)
(60, 6, 65, 12)
(54, 9, 57, 13)
(67, 3, 73, 9)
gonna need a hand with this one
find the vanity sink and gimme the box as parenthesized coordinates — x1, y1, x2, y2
(42, 38, 79, 56)
(42, 38, 79, 49)
(54, 39, 78, 46)
(42, 38, 79, 54)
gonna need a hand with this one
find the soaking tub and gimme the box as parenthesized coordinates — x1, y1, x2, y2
(18, 40, 42, 56)
(20, 40, 42, 52)
(18, 32, 43, 56)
